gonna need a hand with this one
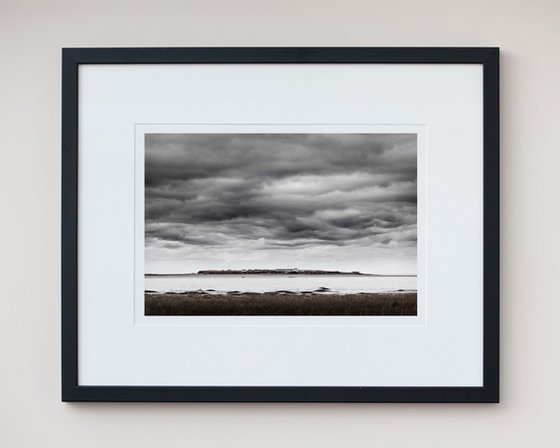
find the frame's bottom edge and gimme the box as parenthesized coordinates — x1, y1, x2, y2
(62, 385, 499, 403)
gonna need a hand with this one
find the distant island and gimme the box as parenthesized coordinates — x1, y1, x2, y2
(197, 268, 363, 275)
(146, 268, 416, 277)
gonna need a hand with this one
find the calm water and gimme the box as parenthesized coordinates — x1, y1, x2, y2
(145, 274, 416, 294)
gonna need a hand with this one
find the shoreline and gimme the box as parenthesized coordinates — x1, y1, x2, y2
(145, 273, 417, 278)
(145, 291, 417, 316)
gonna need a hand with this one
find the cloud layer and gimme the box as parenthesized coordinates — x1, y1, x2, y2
(145, 133, 417, 274)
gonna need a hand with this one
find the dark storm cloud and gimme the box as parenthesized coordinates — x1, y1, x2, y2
(145, 134, 416, 184)
(145, 134, 417, 254)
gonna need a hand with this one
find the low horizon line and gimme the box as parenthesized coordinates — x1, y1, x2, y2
(145, 270, 418, 277)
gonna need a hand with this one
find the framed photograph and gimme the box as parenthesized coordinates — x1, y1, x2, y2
(62, 47, 499, 402)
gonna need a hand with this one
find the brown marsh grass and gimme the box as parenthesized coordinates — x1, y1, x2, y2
(145, 291, 417, 316)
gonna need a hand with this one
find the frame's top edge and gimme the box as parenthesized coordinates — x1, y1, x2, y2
(61, 46, 500, 50)
(61, 47, 499, 65)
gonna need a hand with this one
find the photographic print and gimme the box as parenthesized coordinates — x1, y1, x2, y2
(144, 133, 417, 316)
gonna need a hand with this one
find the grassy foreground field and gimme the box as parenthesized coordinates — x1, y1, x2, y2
(145, 291, 417, 316)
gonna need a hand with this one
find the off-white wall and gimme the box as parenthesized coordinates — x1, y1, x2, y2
(0, 0, 558, 446)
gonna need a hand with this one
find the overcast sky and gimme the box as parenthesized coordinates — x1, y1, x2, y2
(145, 133, 417, 274)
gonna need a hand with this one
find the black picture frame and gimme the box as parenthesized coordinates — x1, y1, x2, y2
(62, 47, 499, 403)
